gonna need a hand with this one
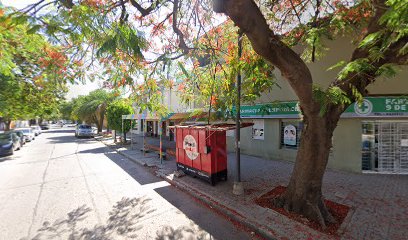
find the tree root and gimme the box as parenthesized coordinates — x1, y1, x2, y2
(272, 194, 337, 229)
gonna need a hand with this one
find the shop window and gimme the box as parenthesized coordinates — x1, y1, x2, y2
(362, 121, 378, 171)
(280, 121, 302, 149)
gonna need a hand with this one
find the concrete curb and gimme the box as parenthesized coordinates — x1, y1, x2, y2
(157, 172, 277, 240)
(96, 137, 277, 240)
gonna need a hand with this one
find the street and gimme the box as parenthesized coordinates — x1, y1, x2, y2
(0, 128, 252, 240)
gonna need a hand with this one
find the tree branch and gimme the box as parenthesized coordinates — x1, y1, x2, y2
(213, 0, 315, 115)
(172, 0, 190, 54)
(128, 0, 166, 17)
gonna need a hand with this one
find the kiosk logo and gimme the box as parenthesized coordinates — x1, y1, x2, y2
(183, 135, 199, 160)
(354, 99, 373, 116)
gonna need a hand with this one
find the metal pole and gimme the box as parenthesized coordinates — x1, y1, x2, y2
(233, 30, 244, 195)
(131, 119, 133, 150)
(143, 120, 146, 156)
(160, 120, 163, 164)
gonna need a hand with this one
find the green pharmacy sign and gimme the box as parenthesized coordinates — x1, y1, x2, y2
(343, 97, 408, 118)
(233, 101, 300, 119)
(235, 97, 408, 119)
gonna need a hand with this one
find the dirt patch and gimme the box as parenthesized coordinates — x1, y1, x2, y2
(255, 186, 350, 236)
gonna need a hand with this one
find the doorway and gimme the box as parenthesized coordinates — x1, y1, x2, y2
(362, 121, 408, 173)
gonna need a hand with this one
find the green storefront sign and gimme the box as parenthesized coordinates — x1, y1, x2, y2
(235, 97, 408, 118)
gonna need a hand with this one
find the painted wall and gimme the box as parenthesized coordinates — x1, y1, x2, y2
(227, 36, 407, 173)
(329, 119, 362, 172)
(227, 119, 298, 163)
(256, 37, 408, 103)
(227, 118, 363, 172)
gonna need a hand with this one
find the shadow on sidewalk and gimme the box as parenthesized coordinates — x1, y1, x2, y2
(23, 197, 155, 240)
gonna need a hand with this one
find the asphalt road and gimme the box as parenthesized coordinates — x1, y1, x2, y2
(0, 128, 253, 240)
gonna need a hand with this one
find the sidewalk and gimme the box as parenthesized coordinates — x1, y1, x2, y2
(97, 135, 408, 240)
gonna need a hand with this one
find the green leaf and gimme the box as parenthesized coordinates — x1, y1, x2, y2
(376, 63, 397, 78)
(178, 62, 191, 79)
(327, 61, 346, 71)
(359, 32, 382, 49)
(27, 25, 42, 34)
(337, 59, 374, 80)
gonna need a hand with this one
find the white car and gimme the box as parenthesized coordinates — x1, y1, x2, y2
(75, 124, 95, 138)
(31, 126, 42, 136)
(15, 128, 35, 142)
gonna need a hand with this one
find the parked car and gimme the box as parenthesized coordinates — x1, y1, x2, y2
(9, 130, 26, 146)
(15, 128, 35, 142)
(40, 123, 50, 130)
(31, 125, 42, 136)
(0, 132, 21, 156)
(75, 124, 95, 138)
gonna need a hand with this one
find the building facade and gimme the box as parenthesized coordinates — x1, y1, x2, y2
(225, 37, 408, 174)
(131, 36, 408, 174)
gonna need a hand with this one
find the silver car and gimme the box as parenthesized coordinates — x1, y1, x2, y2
(31, 126, 42, 136)
(15, 128, 35, 142)
(75, 125, 94, 138)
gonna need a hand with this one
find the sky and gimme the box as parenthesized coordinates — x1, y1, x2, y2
(2, 0, 101, 100)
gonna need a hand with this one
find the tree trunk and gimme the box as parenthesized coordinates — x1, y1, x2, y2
(274, 113, 341, 228)
(5, 120, 11, 131)
(98, 117, 103, 133)
(113, 130, 117, 143)
(124, 130, 127, 143)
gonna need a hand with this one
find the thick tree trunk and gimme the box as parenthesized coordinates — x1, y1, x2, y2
(4, 120, 11, 131)
(274, 113, 341, 228)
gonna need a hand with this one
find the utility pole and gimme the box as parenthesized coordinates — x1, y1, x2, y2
(233, 30, 244, 195)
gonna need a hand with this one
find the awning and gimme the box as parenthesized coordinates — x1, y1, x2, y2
(122, 114, 141, 120)
(168, 122, 254, 131)
(168, 112, 191, 120)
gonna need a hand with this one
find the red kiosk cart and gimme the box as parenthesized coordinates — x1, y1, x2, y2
(171, 123, 253, 185)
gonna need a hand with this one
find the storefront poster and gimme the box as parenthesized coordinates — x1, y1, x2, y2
(283, 125, 297, 146)
(252, 119, 264, 140)
(183, 135, 199, 160)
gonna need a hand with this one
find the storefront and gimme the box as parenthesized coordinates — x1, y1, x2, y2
(228, 96, 408, 174)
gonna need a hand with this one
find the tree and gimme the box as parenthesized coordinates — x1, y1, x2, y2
(59, 101, 75, 121)
(18, 0, 408, 227)
(212, 0, 407, 227)
(72, 89, 117, 132)
(176, 21, 275, 120)
(0, 8, 77, 129)
(106, 99, 133, 143)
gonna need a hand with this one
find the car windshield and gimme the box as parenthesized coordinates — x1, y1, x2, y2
(0, 134, 11, 141)
(79, 125, 92, 129)
(19, 129, 31, 133)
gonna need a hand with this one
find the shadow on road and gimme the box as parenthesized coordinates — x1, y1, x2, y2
(24, 195, 216, 240)
(24, 197, 155, 240)
(98, 144, 248, 239)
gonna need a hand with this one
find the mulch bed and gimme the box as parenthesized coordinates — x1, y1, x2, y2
(255, 186, 350, 235)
